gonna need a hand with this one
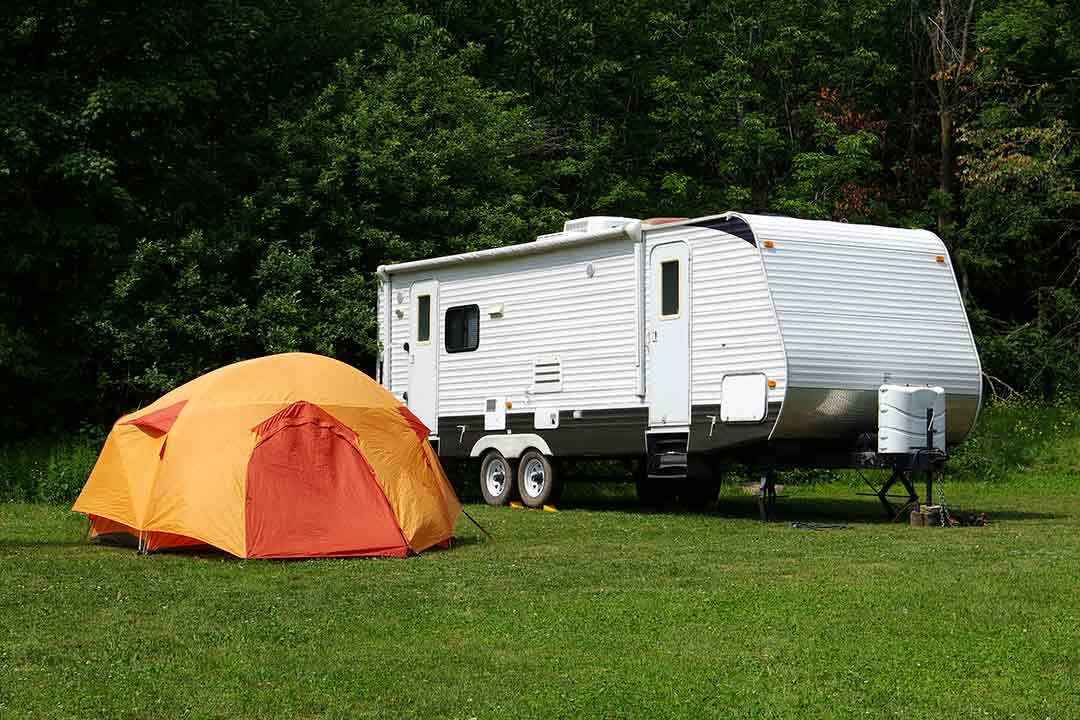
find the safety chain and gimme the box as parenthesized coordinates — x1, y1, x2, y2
(936, 471, 951, 527)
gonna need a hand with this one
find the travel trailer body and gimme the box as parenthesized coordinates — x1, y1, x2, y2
(376, 213, 982, 506)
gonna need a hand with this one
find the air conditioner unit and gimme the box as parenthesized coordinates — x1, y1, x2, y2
(535, 216, 638, 242)
(563, 216, 637, 234)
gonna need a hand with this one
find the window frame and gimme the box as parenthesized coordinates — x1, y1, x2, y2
(444, 303, 480, 354)
(415, 294, 432, 344)
(659, 259, 681, 319)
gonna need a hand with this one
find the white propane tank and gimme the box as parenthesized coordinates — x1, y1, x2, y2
(878, 385, 946, 454)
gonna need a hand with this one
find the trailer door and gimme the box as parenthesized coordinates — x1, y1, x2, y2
(407, 279, 439, 432)
(648, 242, 690, 426)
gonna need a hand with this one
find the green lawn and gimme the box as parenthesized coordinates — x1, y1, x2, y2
(2, 469, 1079, 719)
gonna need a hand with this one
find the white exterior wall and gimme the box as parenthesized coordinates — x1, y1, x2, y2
(376, 212, 984, 450)
(691, 227, 786, 407)
(643, 225, 786, 408)
(376, 279, 385, 383)
(387, 283, 411, 401)
(747, 214, 981, 398)
(387, 236, 642, 418)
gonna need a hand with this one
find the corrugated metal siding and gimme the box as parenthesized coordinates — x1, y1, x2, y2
(645, 225, 787, 406)
(747, 214, 981, 400)
(390, 237, 643, 419)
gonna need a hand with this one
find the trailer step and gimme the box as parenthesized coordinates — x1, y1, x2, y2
(645, 431, 690, 479)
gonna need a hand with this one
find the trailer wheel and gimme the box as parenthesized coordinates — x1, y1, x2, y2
(634, 458, 670, 506)
(480, 450, 516, 506)
(517, 449, 560, 508)
(678, 455, 720, 508)
(678, 472, 721, 511)
(677, 478, 720, 508)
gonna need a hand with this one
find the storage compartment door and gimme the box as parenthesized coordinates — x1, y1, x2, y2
(720, 373, 768, 423)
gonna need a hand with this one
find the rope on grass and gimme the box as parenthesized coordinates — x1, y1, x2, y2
(460, 507, 494, 540)
(790, 521, 850, 531)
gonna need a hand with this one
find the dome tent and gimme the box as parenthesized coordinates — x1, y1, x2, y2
(73, 353, 461, 558)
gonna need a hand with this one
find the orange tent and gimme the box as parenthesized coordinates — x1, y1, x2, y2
(73, 353, 461, 558)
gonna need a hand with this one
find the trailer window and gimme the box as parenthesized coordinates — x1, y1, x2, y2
(660, 260, 680, 317)
(445, 304, 479, 353)
(416, 294, 431, 343)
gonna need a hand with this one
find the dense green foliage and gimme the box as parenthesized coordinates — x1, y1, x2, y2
(2, 1, 1078, 432)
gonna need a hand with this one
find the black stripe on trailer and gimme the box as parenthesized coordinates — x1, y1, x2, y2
(438, 403, 786, 459)
(686, 216, 757, 246)
(689, 402, 782, 454)
(438, 407, 650, 458)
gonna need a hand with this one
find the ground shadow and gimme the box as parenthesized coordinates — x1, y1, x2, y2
(0, 537, 245, 558)
(0, 537, 488, 560)
(545, 483, 1061, 524)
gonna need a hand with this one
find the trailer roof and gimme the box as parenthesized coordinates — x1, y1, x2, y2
(376, 222, 641, 278)
(376, 213, 946, 278)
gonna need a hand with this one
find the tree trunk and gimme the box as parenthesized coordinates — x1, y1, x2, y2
(938, 107, 970, 297)
(938, 107, 954, 233)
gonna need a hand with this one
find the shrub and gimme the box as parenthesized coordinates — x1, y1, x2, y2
(0, 435, 102, 504)
(947, 393, 1080, 481)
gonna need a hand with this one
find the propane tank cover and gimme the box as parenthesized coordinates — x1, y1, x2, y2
(878, 385, 946, 454)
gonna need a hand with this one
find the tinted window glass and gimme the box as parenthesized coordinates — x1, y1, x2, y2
(661, 260, 679, 316)
(417, 295, 431, 342)
(445, 305, 479, 353)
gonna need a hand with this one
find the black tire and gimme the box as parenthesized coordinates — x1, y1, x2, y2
(479, 450, 515, 506)
(634, 458, 670, 506)
(677, 478, 720, 508)
(677, 454, 719, 508)
(517, 449, 560, 508)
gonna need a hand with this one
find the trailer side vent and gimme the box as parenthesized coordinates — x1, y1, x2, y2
(531, 355, 563, 393)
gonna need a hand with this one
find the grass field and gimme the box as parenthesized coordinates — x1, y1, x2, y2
(2, 399, 1079, 719)
(2, 476, 1078, 718)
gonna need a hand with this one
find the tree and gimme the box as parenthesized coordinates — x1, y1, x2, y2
(926, 0, 978, 292)
(95, 15, 560, 405)
(0, 1, 393, 427)
(958, 0, 1080, 393)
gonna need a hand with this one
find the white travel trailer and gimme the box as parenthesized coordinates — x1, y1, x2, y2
(376, 213, 982, 510)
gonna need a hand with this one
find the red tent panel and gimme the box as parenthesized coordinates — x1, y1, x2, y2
(245, 402, 408, 559)
(120, 401, 188, 436)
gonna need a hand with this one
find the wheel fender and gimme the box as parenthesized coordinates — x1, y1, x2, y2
(470, 434, 552, 459)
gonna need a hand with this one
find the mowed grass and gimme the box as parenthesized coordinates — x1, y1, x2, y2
(2, 468, 1078, 720)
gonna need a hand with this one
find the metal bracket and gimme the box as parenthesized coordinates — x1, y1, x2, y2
(861, 468, 919, 520)
(758, 471, 777, 522)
